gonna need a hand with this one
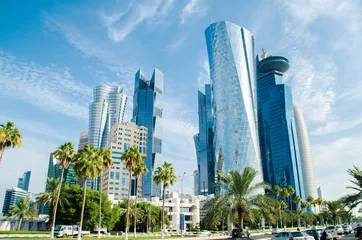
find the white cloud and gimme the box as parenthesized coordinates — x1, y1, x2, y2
(0, 51, 92, 120)
(179, 0, 208, 25)
(313, 137, 362, 200)
(165, 36, 188, 52)
(197, 57, 210, 89)
(312, 116, 362, 135)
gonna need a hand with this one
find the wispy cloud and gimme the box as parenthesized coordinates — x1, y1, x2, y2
(0, 51, 91, 120)
(197, 57, 210, 89)
(179, 0, 208, 25)
(164, 36, 188, 52)
(311, 116, 362, 135)
(99, 0, 174, 42)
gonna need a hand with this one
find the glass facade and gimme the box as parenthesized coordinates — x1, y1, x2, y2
(17, 171, 31, 192)
(194, 84, 214, 195)
(132, 69, 163, 198)
(257, 55, 305, 201)
(205, 21, 263, 188)
(88, 85, 127, 190)
(2, 187, 27, 215)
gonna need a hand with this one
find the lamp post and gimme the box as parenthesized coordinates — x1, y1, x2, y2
(179, 172, 186, 236)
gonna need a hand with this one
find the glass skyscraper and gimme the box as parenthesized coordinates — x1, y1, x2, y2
(88, 85, 127, 190)
(132, 69, 163, 198)
(2, 187, 27, 215)
(257, 54, 305, 200)
(17, 171, 31, 192)
(205, 21, 263, 186)
(194, 84, 214, 195)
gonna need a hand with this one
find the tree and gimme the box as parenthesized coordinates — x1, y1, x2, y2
(216, 167, 270, 238)
(287, 186, 295, 226)
(96, 148, 112, 239)
(324, 201, 342, 225)
(281, 188, 290, 203)
(154, 162, 177, 239)
(294, 196, 302, 227)
(51, 142, 75, 239)
(73, 145, 101, 240)
(6, 197, 37, 230)
(120, 145, 142, 240)
(279, 201, 287, 227)
(0, 121, 22, 165)
(132, 158, 148, 238)
(340, 166, 362, 209)
(36, 178, 69, 227)
(274, 186, 281, 200)
(306, 195, 315, 212)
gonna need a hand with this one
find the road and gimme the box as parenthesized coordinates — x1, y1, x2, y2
(196, 233, 358, 240)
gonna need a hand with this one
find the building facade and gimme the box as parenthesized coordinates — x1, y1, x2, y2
(102, 122, 148, 201)
(2, 187, 27, 215)
(193, 170, 199, 196)
(205, 21, 263, 187)
(194, 84, 214, 195)
(78, 130, 89, 150)
(88, 85, 127, 190)
(132, 69, 163, 198)
(17, 171, 31, 192)
(46, 154, 77, 188)
(256, 53, 305, 200)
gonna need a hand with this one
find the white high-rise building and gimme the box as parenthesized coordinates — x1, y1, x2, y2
(294, 105, 319, 212)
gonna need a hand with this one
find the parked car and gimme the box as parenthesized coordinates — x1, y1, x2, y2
(315, 229, 332, 240)
(54, 225, 90, 238)
(272, 231, 305, 240)
(232, 229, 251, 238)
(200, 230, 211, 235)
(343, 225, 352, 234)
(325, 225, 343, 235)
(272, 227, 281, 234)
(355, 226, 362, 238)
(301, 231, 314, 240)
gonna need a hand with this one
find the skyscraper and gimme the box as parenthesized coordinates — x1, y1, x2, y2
(205, 21, 263, 185)
(46, 154, 77, 187)
(17, 171, 31, 191)
(102, 122, 148, 201)
(294, 105, 318, 201)
(194, 84, 214, 195)
(193, 170, 199, 196)
(256, 52, 305, 200)
(2, 187, 27, 215)
(88, 85, 127, 190)
(132, 69, 163, 198)
(78, 130, 89, 150)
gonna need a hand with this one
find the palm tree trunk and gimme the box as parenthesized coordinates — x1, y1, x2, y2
(78, 178, 87, 240)
(51, 168, 65, 239)
(237, 210, 244, 238)
(17, 216, 22, 230)
(290, 197, 293, 228)
(125, 170, 132, 240)
(161, 185, 166, 239)
(134, 176, 139, 238)
(0, 147, 5, 165)
(98, 170, 103, 239)
(146, 217, 149, 233)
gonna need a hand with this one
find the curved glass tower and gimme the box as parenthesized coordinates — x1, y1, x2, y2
(205, 21, 263, 185)
(294, 105, 318, 210)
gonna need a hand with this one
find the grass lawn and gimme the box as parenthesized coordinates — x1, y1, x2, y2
(6, 238, 183, 240)
(0, 230, 50, 234)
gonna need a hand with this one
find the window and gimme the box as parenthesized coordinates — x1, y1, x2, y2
(110, 182, 114, 185)
(116, 172, 120, 180)
(123, 143, 131, 150)
(110, 172, 114, 179)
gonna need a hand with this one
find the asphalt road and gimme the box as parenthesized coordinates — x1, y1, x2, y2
(201, 233, 359, 240)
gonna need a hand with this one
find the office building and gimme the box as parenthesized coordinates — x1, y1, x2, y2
(78, 130, 89, 150)
(88, 85, 127, 190)
(2, 187, 27, 215)
(205, 21, 263, 186)
(193, 170, 199, 196)
(102, 122, 148, 201)
(317, 187, 322, 199)
(132, 69, 163, 198)
(46, 154, 77, 188)
(256, 51, 305, 200)
(194, 84, 214, 195)
(17, 171, 31, 192)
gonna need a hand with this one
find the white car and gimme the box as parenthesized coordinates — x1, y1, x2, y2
(325, 225, 344, 235)
(272, 227, 281, 234)
(272, 231, 305, 240)
(343, 225, 353, 234)
(200, 230, 211, 235)
(301, 231, 314, 240)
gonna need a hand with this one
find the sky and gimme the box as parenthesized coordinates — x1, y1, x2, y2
(1, 0, 362, 211)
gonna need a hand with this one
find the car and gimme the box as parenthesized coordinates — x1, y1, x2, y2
(343, 225, 352, 234)
(200, 230, 211, 235)
(272, 227, 281, 234)
(272, 231, 305, 240)
(355, 226, 362, 238)
(316, 229, 332, 240)
(301, 231, 314, 240)
(325, 225, 343, 235)
(232, 229, 251, 239)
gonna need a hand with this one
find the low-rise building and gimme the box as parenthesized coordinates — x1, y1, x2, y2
(2, 187, 28, 215)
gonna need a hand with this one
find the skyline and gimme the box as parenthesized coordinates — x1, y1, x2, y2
(1, 0, 362, 207)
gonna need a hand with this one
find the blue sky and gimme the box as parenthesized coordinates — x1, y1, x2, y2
(1, 0, 362, 210)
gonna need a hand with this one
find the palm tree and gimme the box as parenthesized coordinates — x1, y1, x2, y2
(306, 195, 315, 212)
(133, 159, 148, 238)
(51, 142, 75, 239)
(279, 201, 287, 227)
(121, 145, 142, 240)
(340, 166, 362, 209)
(281, 188, 290, 203)
(96, 148, 112, 239)
(0, 121, 22, 165)
(73, 145, 101, 240)
(294, 196, 302, 227)
(324, 201, 342, 225)
(274, 186, 281, 200)
(216, 167, 270, 238)
(36, 178, 69, 229)
(142, 203, 157, 233)
(287, 186, 295, 210)
(154, 162, 177, 239)
(6, 197, 37, 230)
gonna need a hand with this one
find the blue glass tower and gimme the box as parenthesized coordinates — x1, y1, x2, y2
(257, 53, 305, 200)
(17, 171, 31, 192)
(132, 69, 163, 198)
(205, 21, 263, 186)
(194, 84, 214, 195)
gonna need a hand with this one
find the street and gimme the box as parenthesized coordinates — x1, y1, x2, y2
(194, 233, 359, 240)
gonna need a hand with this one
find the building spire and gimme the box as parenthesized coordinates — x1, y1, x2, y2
(261, 47, 267, 60)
